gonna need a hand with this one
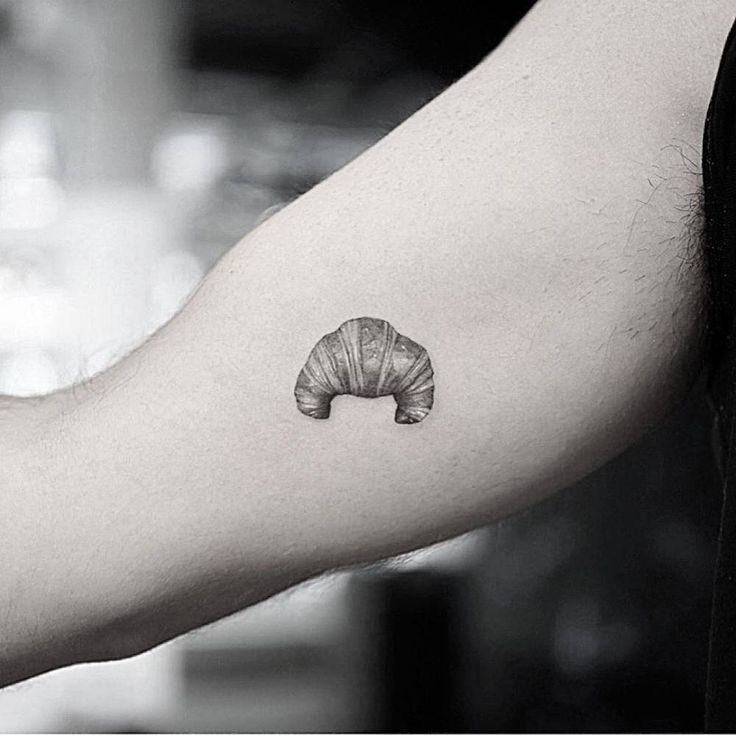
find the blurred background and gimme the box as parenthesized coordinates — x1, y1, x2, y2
(0, 0, 722, 731)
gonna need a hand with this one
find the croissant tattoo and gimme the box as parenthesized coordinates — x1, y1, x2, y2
(294, 317, 434, 424)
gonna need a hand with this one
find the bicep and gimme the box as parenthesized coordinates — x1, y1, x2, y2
(60, 63, 705, 642)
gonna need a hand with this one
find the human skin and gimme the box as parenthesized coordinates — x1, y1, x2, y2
(1, 0, 734, 687)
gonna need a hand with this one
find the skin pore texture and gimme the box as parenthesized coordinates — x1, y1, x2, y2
(1, 0, 735, 687)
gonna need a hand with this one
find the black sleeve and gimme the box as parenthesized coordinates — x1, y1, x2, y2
(701, 15, 736, 732)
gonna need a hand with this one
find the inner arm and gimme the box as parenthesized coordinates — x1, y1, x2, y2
(0, 0, 731, 687)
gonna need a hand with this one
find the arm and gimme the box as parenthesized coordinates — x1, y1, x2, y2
(1, 0, 730, 686)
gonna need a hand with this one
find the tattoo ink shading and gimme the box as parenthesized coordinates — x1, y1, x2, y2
(294, 317, 434, 424)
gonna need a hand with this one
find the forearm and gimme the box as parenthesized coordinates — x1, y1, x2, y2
(1, 0, 731, 686)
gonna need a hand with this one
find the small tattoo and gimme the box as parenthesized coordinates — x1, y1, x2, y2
(295, 317, 434, 424)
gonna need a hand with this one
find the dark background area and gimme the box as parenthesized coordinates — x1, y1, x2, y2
(189, 0, 536, 82)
